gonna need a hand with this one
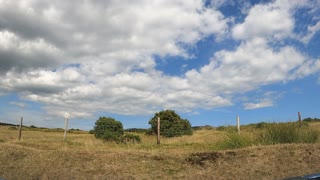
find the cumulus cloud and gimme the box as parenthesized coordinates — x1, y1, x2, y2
(0, 31, 63, 72)
(186, 38, 308, 94)
(0, 0, 233, 117)
(0, 0, 319, 120)
(1, 0, 229, 68)
(232, 0, 309, 40)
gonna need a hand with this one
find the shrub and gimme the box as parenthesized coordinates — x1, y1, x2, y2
(93, 117, 124, 142)
(255, 122, 268, 129)
(148, 110, 193, 137)
(145, 128, 153, 135)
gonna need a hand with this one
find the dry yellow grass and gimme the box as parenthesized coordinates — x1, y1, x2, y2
(1, 125, 320, 179)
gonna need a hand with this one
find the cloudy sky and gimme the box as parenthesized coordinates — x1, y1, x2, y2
(0, 0, 319, 130)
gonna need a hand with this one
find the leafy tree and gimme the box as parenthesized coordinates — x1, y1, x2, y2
(93, 117, 124, 142)
(148, 110, 193, 137)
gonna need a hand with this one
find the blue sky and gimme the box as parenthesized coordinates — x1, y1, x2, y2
(0, 0, 319, 130)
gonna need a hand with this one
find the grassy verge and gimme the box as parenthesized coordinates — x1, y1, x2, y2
(260, 122, 320, 145)
(215, 132, 255, 150)
(1, 122, 320, 179)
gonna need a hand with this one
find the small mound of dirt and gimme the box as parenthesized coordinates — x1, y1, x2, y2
(186, 152, 222, 166)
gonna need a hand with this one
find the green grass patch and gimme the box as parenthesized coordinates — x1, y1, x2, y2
(216, 133, 255, 150)
(260, 122, 320, 145)
(216, 125, 237, 133)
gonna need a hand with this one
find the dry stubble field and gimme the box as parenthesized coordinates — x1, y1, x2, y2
(0, 124, 320, 180)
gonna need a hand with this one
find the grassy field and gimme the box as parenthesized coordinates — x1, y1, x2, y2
(1, 123, 320, 179)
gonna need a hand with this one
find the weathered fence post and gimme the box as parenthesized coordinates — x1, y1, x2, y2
(19, 117, 23, 141)
(63, 117, 69, 141)
(298, 112, 302, 128)
(157, 117, 160, 145)
(236, 115, 240, 135)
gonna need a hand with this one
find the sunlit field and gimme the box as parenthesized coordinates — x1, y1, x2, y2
(1, 122, 320, 179)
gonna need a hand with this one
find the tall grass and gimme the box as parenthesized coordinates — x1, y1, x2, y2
(216, 132, 255, 150)
(260, 122, 320, 145)
(214, 122, 320, 150)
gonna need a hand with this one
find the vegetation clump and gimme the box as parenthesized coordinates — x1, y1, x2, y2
(148, 110, 193, 137)
(216, 125, 237, 132)
(217, 133, 255, 149)
(121, 134, 141, 144)
(93, 117, 141, 143)
(93, 117, 124, 142)
(186, 152, 222, 166)
(303, 117, 320, 122)
(260, 122, 320, 144)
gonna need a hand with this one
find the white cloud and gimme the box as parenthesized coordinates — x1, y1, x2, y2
(185, 38, 308, 94)
(9, 101, 26, 107)
(242, 91, 283, 110)
(232, 3, 291, 40)
(232, 0, 309, 41)
(301, 21, 320, 44)
(0, 0, 319, 121)
(0, 0, 229, 73)
(244, 99, 273, 110)
(0, 0, 233, 118)
(289, 59, 320, 80)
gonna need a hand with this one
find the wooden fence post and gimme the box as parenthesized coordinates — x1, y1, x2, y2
(63, 117, 69, 141)
(19, 117, 23, 141)
(157, 117, 160, 145)
(298, 112, 302, 128)
(236, 115, 240, 135)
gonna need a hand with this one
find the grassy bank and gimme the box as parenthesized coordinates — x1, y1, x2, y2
(0, 122, 320, 179)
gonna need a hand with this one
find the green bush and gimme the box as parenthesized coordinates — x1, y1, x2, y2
(260, 122, 320, 144)
(148, 110, 193, 138)
(93, 117, 124, 142)
(102, 131, 121, 142)
(145, 128, 153, 135)
(255, 122, 268, 129)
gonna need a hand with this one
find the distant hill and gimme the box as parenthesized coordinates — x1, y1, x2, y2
(192, 125, 215, 130)
(124, 128, 148, 133)
(0, 122, 19, 126)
